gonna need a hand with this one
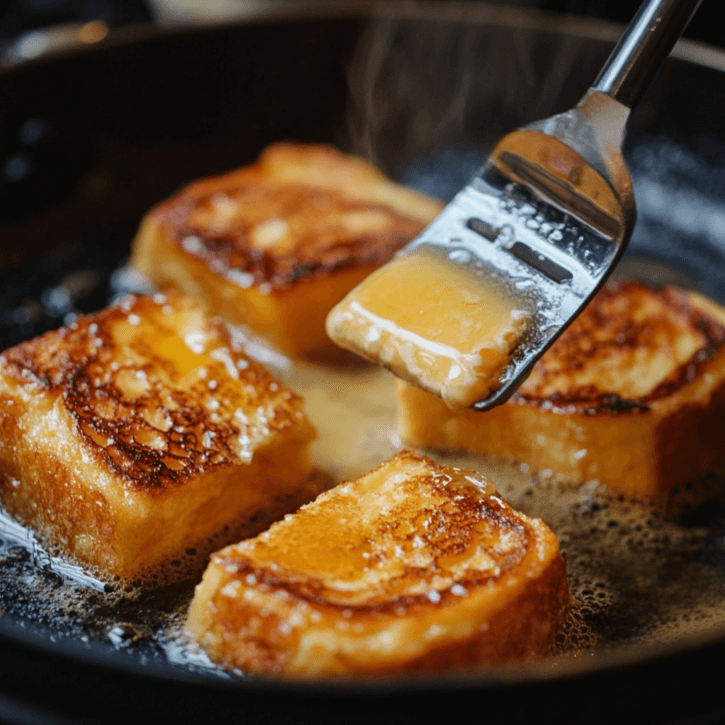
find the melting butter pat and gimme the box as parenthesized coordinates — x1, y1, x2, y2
(326, 248, 530, 409)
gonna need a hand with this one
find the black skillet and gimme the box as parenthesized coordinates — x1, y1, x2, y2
(3, 2, 725, 723)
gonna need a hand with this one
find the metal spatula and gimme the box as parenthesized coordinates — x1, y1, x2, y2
(328, 0, 703, 411)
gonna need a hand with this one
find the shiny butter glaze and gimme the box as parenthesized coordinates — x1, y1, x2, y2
(212, 450, 527, 610)
(0, 292, 312, 492)
(187, 450, 569, 676)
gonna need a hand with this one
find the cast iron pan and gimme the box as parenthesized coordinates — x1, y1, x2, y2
(3, 3, 725, 723)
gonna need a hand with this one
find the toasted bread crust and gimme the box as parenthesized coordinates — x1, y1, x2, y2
(0, 292, 320, 580)
(0, 293, 309, 492)
(516, 281, 725, 414)
(140, 143, 440, 291)
(396, 281, 725, 515)
(211, 454, 532, 611)
(130, 143, 442, 358)
(186, 451, 570, 677)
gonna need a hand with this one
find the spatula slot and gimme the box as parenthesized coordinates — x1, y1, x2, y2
(467, 217, 500, 242)
(509, 242, 573, 283)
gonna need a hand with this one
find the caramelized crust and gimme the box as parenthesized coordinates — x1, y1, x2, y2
(186, 450, 569, 677)
(518, 282, 725, 412)
(396, 281, 725, 516)
(1, 295, 308, 491)
(130, 143, 443, 358)
(0, 293, 320, 581)
(154, 147, 433, 290)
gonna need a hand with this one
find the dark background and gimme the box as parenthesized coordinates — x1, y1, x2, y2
(0, 0, 151, 39)
(0, 0, 720, 49)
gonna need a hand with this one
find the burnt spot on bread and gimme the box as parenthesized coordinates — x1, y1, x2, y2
(514, 281, 725, 415)
(130, 143, 444, 359)
(0, 292, 309, 491)
(142, 142, 443, 293)
(211, 451, 534, 615)
(154, 182, 426, 291)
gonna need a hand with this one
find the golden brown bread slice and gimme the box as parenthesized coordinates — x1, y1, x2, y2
(0, 292, 322, 583)
(397, 281, 725, 516)
(186, 450, 570, 677)
(130, 143, 443, 359)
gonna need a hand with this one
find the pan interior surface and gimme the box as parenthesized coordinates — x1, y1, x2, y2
(3, 4, 725, 721)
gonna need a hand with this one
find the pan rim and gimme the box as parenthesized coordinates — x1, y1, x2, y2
(3, 0, 725, 76)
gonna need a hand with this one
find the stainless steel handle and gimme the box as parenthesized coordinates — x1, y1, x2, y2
(592, 0, 703, 109)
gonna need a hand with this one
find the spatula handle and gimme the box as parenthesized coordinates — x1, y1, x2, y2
(592, 0, 703, 109)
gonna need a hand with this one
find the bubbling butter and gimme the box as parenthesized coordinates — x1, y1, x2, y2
(326, 248, 530, 410)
